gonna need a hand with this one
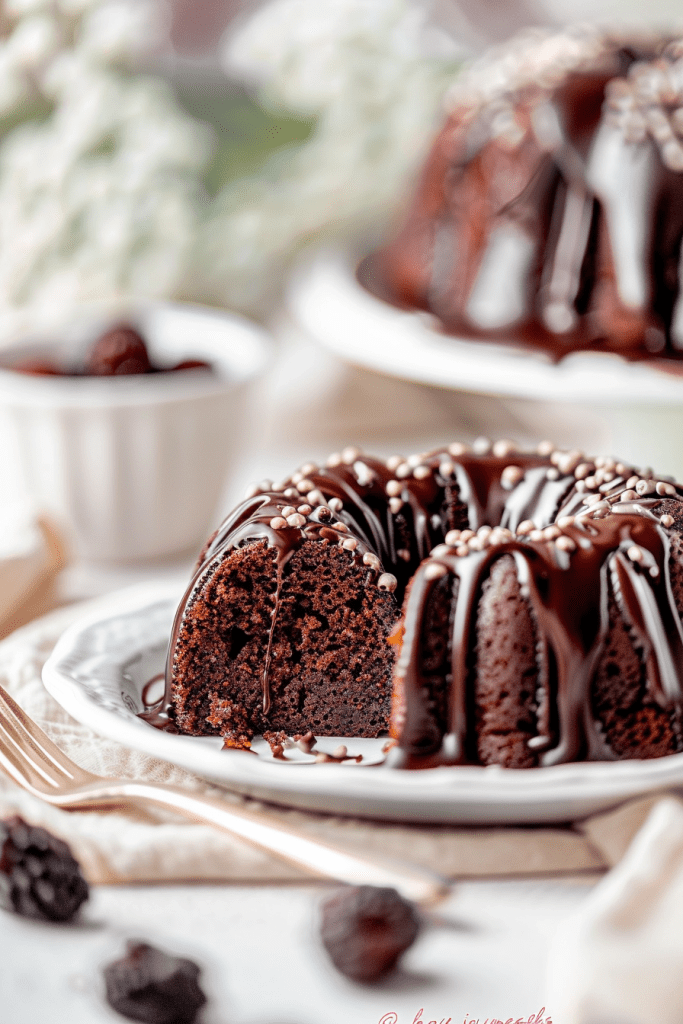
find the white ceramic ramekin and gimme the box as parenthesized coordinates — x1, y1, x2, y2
(0, 303, 270, 562)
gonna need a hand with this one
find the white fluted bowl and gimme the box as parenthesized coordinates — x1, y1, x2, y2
(0, 303, 270, 562)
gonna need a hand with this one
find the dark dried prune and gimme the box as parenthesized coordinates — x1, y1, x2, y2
(85, 326, 152, 376)
(103, 940, 207, 1024)
(320, 885, 420, 982)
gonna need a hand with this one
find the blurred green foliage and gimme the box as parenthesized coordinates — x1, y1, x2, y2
(0, 93, 53, 140)
(173, 79, 315, 197)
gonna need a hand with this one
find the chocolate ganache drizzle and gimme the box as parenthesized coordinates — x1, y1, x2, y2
(371, 29, 683, 362)
(153, 439, 683, 768)
(391, 448, 683, 767)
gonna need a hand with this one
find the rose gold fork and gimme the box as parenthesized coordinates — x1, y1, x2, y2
(0, 683, 449, 906)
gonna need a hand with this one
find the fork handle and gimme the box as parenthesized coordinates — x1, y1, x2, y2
(61, 779, 450, 907)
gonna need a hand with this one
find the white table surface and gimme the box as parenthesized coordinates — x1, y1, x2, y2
(3, 325, 608, 1022)
(0, 878, 595, 1024)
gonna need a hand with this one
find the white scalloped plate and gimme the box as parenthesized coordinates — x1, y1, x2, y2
(42, 582, 683, 824)
(288, 250, 683, 405)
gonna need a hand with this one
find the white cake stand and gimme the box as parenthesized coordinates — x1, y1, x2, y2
(287, 250, 683, 480)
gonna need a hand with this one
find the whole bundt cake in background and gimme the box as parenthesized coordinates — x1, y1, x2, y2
(160, 440, 683, 769)
(368, 27, 683, 361)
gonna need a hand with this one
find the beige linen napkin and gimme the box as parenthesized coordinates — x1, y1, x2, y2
(546, 795, 683, 1024)
(0, 596, 668, 887)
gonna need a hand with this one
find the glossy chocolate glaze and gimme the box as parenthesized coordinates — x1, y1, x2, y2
(153, 440, 683, 768)
(371, 33, 683, 364)
(393, 495, 683, 767)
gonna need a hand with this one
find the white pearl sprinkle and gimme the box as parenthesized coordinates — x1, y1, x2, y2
(334, 522, 348, 532)
(269, 517, 286, 529)
(557, 516, 575, 528)
(300, 463, 317, 476)
(501, 465, 524, 489)
(413, 465, 431, 480)
(546, 468, 560, 480)
(297, 504, 312, 515)
(342, 537, 357, 551)
(386, 455, 403, 471)
(574, 463, 593, 480)
(445, 530, 462, 545)
(329, 497, 343, 511)
(284, 488, 298, 499)
(555, 535, 576, 552)
(377, 573, 397, 592)
(661, 514, 675, 527)
(537, 440, 555, 456)
(363, 552, 381, 571)
(439, 460, 455, 478)
(389, 497, 403, 514)
(281, 506, 296, 517)
(307, 489, 325, 506)
(395, 463, 412, 479)
(636, 479, 656, 496)
(558, 451, 583, 475)
(492, 439, 518, 458)
(353, 461, 374, 486)
(620, 489, 639, 501)
(386, 480, 402, 497)
(529, 529, 544, 542)
(543, 526, 561, 540)
(297, 478, 314, 493)
(628, 545, 644, 563)
(468, 536, 488, 551)
(517, 520, 535, 535)
(342, 446, 360, 464)
(473, 437, 491, 454)
(286, 513, 306, 528)
(326, 453, 342, 467)
(448, 442, 467, 457)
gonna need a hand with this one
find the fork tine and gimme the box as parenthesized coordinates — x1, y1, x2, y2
(0, 684, 84, 782)
(0, 716, 64, 793)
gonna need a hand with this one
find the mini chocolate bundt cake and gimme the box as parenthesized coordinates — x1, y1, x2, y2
(162, 440, 683, 768)
(369, 28, 683, 361)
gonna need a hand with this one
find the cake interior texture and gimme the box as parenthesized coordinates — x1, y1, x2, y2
(171, 539, 397, 744)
